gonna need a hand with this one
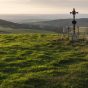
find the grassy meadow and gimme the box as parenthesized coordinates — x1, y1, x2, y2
(0, 33, 88, 88)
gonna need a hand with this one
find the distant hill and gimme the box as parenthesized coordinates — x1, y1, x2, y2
(30, 18, 88, 27)
(27, 18, 88, 33)
(0, 18, 88, 33)
(0, 19, 31, 29)
(0, 19, 63, 33)
(0, 19, 54, 33)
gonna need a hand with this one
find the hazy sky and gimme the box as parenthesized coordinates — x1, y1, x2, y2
(0, 0, 88, 14)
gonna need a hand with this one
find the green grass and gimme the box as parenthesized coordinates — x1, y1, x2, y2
(0, 33, 88, 88)
(0, 26, 55, 34)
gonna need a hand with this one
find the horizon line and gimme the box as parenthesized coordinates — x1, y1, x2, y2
(0, 13, 88, 15)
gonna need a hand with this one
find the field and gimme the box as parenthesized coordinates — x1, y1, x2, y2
(0, 33, 88, 88)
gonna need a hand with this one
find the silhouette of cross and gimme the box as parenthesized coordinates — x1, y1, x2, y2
(70, 8, 78, 20)
(70, 8, 78, 41)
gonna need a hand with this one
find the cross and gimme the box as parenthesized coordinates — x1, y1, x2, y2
(70, 8, 78, 41)
(70, 8, 78, 20)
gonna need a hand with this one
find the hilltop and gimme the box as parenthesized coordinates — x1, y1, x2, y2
(0, 34, 88, 88)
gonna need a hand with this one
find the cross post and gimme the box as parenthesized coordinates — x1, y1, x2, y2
(70, 8, 78, 41)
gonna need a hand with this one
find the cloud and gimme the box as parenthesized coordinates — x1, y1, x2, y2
(0, 0, 88, 14)
(16, 0, 88, 11)
(0, 0, 88, 8)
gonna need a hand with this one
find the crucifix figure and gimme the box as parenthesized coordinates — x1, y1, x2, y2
(70, 8, 78, 41)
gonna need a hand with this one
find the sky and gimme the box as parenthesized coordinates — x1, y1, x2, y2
(0, 0, 88, 14)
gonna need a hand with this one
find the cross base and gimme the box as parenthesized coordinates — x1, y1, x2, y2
(72, 33, 78, 42)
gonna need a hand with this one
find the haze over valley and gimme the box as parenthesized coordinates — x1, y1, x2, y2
(0, 14, 88, 23)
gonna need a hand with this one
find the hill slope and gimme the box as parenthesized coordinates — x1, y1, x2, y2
(0, 19, 28, 28)
(0, 19, 54, 33)
(31, 18, 88, 27)
(0, 34, 88, 88)
(0, 18, 88, 33)
(21, 18, 88, 33)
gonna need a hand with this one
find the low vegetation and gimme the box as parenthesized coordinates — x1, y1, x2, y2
(0, 33, 88, 88)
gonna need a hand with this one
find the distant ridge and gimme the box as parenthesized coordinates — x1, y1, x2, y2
(0, 18, 88, 33)
(0, 19, 31, 29)
(0, 14, 88, 23)
(31, 18, 88, 27)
